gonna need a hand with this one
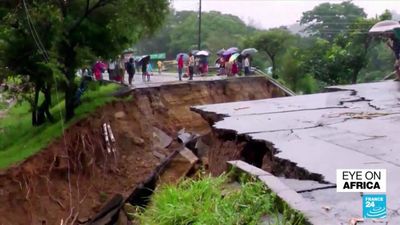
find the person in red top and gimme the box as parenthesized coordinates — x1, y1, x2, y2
(93, 60, 106, 80)
(231, 60, 239, 76)
(178, 55, 184, 81)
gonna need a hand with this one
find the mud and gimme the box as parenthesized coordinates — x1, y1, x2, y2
(0, 76, 286, 225)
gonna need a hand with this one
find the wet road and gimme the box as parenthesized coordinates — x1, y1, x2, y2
(103, 71, 227, 89)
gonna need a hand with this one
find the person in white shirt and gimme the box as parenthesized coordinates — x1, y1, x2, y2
(244, 55, 250, 76)
(188, 53, 195, 80)
(108, 60, 116, 80)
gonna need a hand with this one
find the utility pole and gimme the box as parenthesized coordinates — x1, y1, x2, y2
(198, 0, 202, 50)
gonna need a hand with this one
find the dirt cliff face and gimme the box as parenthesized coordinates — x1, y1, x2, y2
(0, 77, 288, 225)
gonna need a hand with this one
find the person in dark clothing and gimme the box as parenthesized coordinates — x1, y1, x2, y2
(387, 33, 400, 80)
(142, 61, 148, 82)
(126, 58, 136, 86)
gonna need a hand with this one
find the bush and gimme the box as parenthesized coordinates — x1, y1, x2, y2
(297, 74, 319, 94)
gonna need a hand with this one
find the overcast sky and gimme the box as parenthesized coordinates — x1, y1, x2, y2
(172, 0, 399, 29)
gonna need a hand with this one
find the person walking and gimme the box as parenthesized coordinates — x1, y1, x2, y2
(157, 60, 163, 75)
(116, 55, 125, 84)
(93, 60, 105, 81)
(231, 60, 239, 76)
(147, 63, 153, 81)
(126, 58, 136, 86)
(108, 59, 116, 80)
(142, 60, 148, 82)
(237, 55, 243, 76)
(177, 54, 184, 81)
(244, 55, 250, 76)
(218, 56, 225, 75)
(188, 53, 195, 80)
(387, 33, 400, 80)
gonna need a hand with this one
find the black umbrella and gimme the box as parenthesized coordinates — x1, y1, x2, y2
(139, 55, 150, 64)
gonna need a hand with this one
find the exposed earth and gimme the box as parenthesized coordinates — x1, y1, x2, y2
(0, 76, 288, 225)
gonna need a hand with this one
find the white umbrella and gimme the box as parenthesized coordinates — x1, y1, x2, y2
(241, 48, 258, 55)
(369, 20, 400, 34)
(196, 50, 209, 56)
(176, 53, 189, 61)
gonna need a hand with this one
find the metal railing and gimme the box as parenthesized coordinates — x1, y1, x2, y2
(253, 68, 296, 96)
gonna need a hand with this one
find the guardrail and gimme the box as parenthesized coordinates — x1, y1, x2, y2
(253, 68, 296, 96)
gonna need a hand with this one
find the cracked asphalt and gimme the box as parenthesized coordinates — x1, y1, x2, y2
(193, 80, 400, 224)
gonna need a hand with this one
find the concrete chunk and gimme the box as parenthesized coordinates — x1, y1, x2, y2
(227, 160, 271, 177)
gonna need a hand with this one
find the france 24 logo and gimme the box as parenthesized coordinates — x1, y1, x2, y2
(362, 194, 386, 219)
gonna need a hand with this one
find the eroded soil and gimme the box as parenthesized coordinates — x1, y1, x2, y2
(0, 77, 286, 225)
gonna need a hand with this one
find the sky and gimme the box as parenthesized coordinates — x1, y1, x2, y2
(172, 0, 399, 29)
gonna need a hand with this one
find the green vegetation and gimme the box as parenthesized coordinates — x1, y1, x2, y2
(0, 0, 168, 122)
(137, 2, 398, 95)
(138, 175, 305, 225)
(135, 10, 270, 70)
(242, 3, 396, 93)
(0, 82, 119, 169)
(136, 10, 256, 58)
(300, 1, 367, 41)
(0, 101, 6, 110)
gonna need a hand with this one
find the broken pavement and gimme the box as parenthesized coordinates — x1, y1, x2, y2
(193, 80, 400, 224)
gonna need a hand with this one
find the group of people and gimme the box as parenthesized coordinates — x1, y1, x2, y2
(177, 52, 209, 81)
(217, 54, 251, 77)
(79, 55, 158, 87)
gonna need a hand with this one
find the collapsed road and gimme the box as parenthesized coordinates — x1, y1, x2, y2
(0, 76, 290, 225)
(192, 80, 400, 224)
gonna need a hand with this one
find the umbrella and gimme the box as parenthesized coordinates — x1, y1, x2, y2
(241, 48, 258, 56)
(226, 47, 239, 52)
(138, 55, 150, 64)
(176, 53, 189, 61)
(191, 50, 199, 55)
(217, 49, 225, 55)
(223, 47, 239, 56)
(196, 50, 209, 56)
(229, 53, 240, 63)
(369, 20, 400, 34)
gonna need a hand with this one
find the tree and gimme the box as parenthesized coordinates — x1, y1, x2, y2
(135, 10, 257, 59)
(0, 2, 61, 125)
(339, 18, 377, 84)
(300, 1, 366, 41)
(1, 0, 169, 121)
(249, 29, 294, 79)
(280, 47, 319, 93)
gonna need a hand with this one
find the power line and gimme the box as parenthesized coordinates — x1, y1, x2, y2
(22, 1, 72, 221)
(22, 0, 49, 62)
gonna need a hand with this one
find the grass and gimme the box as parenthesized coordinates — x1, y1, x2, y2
(0, 82, 120, 169)
(0, 101, 7, 110)
(137, 175, 305, 225)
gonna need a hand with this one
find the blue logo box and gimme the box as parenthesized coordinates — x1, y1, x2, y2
(362, 194, 386, 219)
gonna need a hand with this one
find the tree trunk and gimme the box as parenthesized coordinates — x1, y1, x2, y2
(63, 41, 78, 121)
(65, 72, 76, 121)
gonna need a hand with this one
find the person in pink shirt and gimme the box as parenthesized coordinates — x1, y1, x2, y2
(177, 55, 184, 81)
(231, 60, 239, 76)
(93, 60, 106, 80)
